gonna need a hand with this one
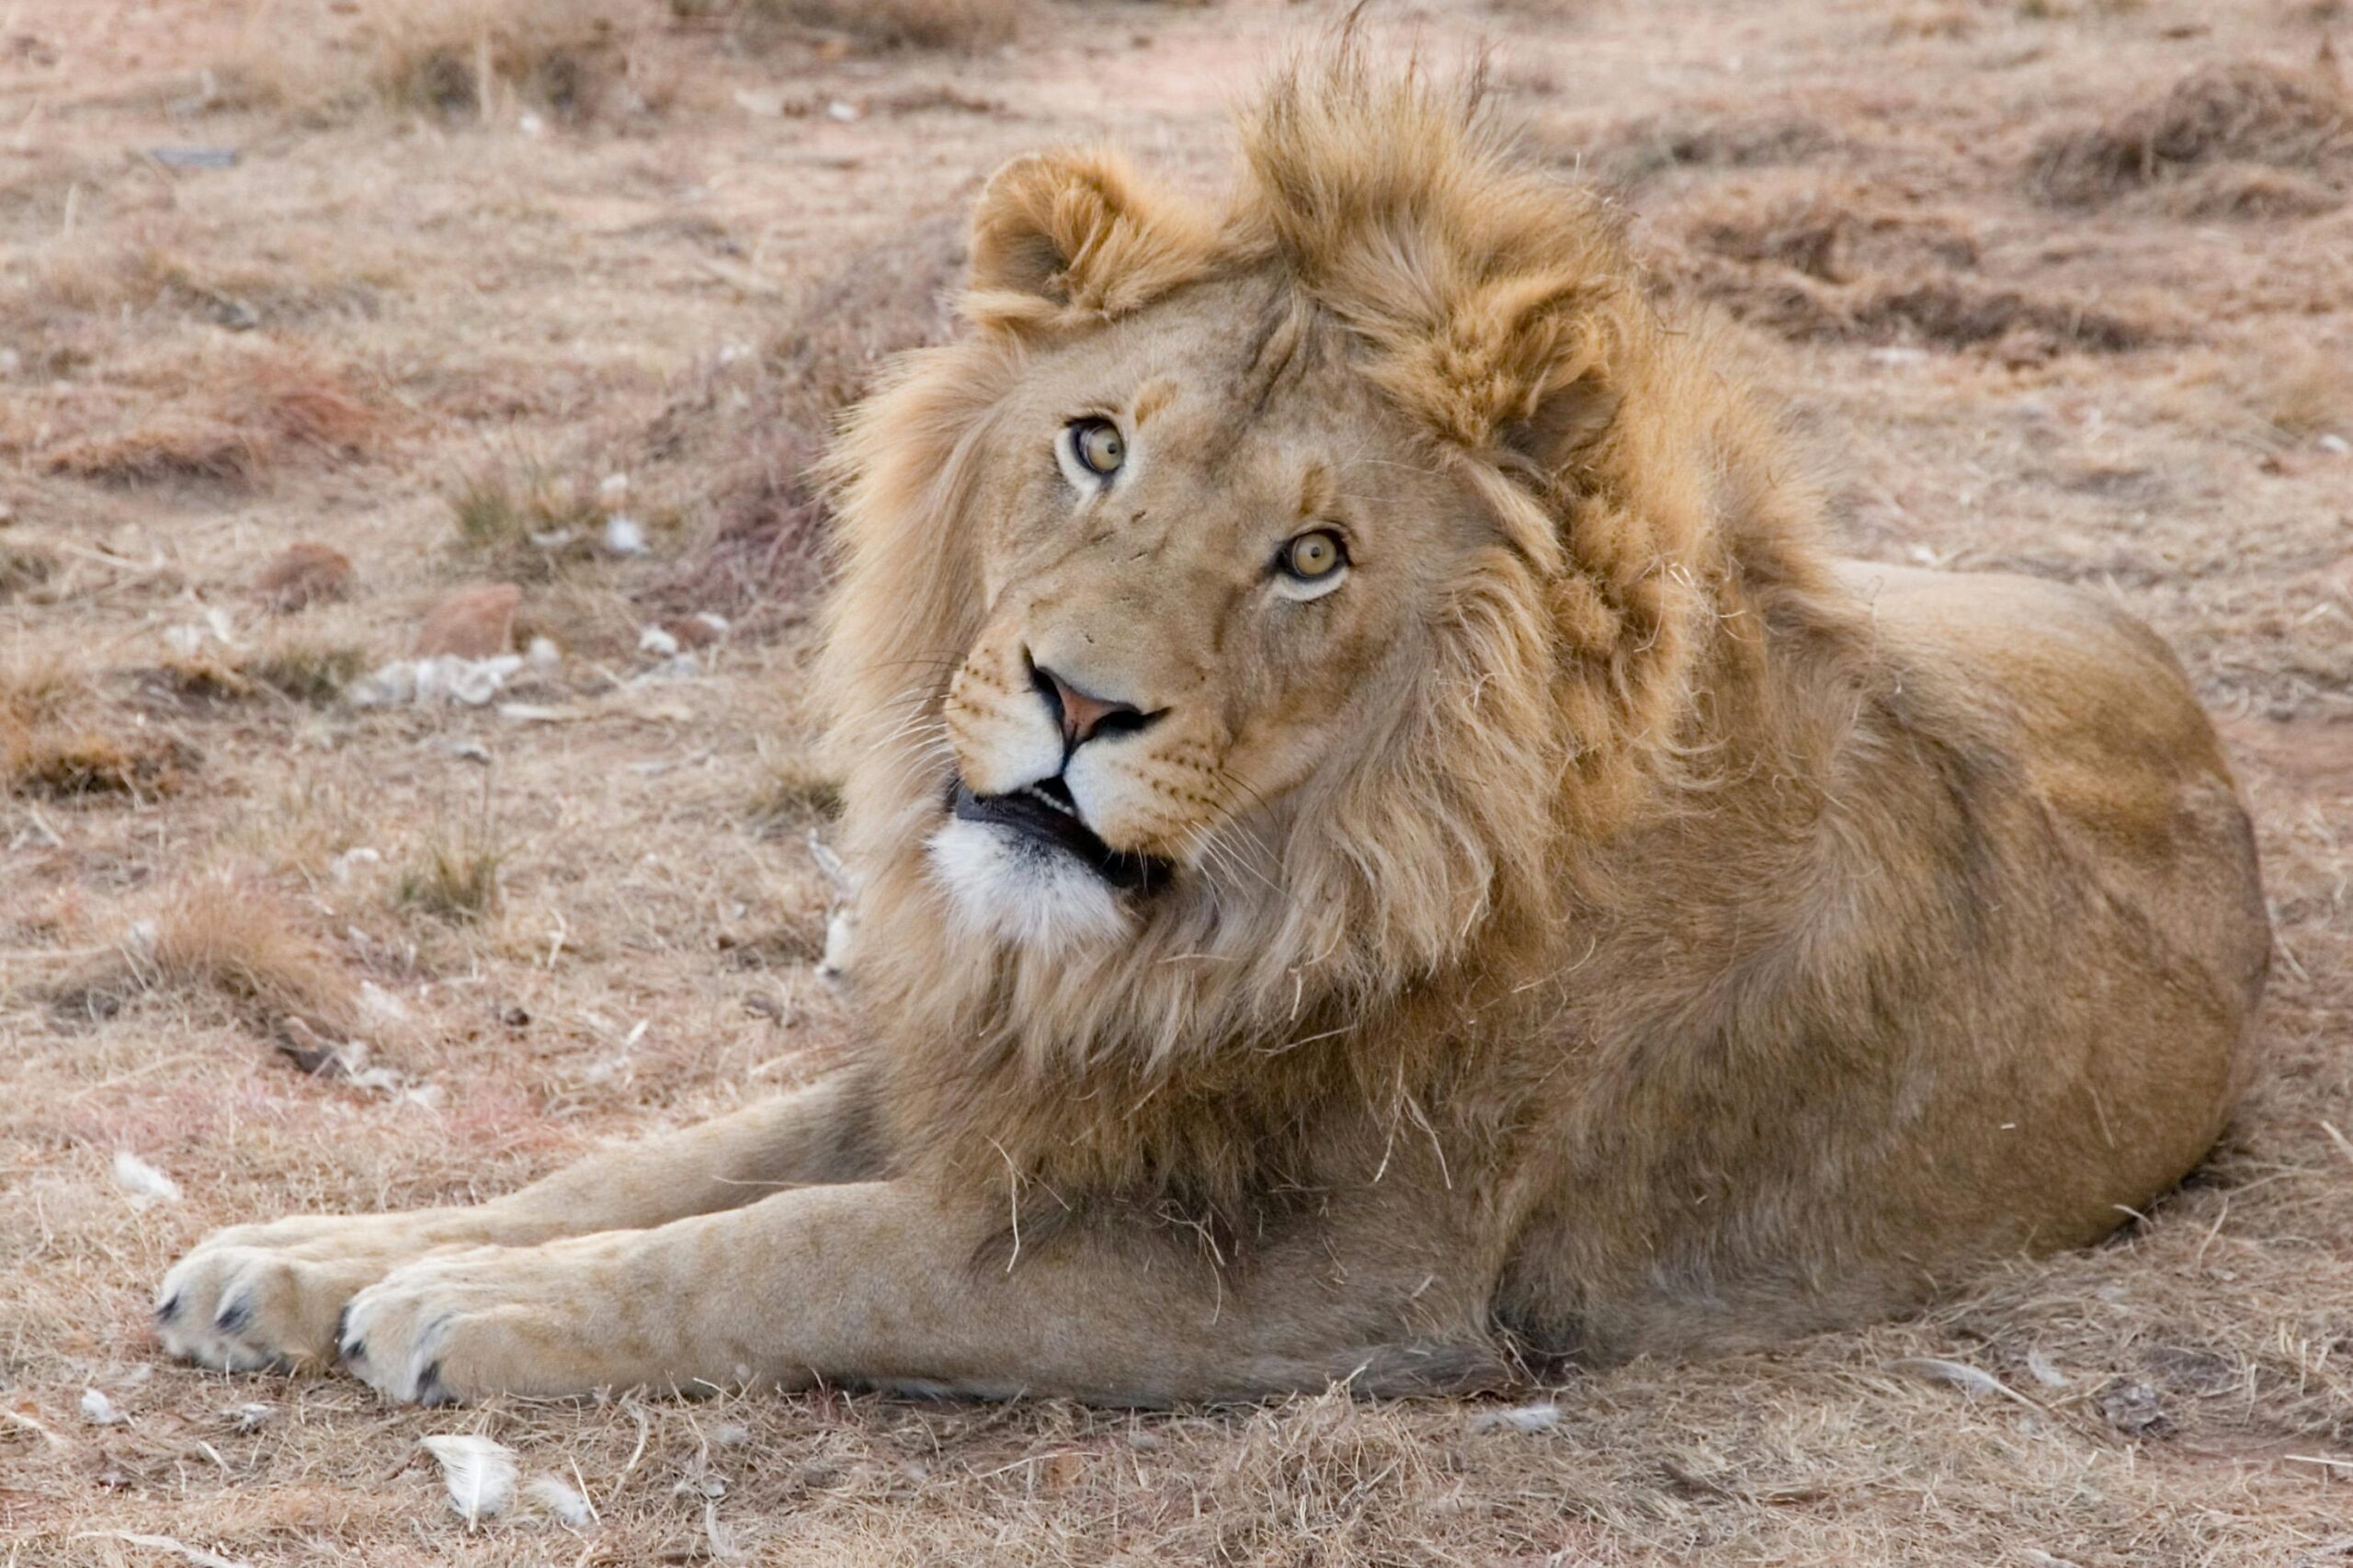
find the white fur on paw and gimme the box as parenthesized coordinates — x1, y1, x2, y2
(927, 817, 1131, 952)
(155, 1244, 309, 1372)
(339, 1262, 461, 1405)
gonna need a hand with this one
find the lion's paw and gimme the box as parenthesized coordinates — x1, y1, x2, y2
(338, 1239, 631, 1405)
(155, 1214, 464, 1374)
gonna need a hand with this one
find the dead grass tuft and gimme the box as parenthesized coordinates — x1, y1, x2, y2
(2246, 340, 2353, 439)
(150, 642, 369, 708)
(41, 415, 267, 488)
(244, 642, 370, 705)
(450, 464, 608, 581)
(4, 724, 193, 801)
(6, 649, 196, 798)
(2029, 60, 2353, 208)
(1581, 109, 1838, 184)
(747, 0, 1026, 52)
(51, 878, 358, 1035)
(147, 881, 358, 1030)
(0, 651, 79, 730)
(1684, 187, 1979, 285)
(38, 357, 381, 491)
(2159, 162, 2345, 220)
(752, 747, 845, 826)
(150, 653, 256, 705)
(0, 540, 57, 600)
(1669, 223, 2154, 357)
(396, 822, 506, 922)
(223, 0, 639, 123)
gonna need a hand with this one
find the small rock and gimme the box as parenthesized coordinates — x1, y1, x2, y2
(665, 613, 729, 651)
(2318, 433, 2349, 457)
(416, 584, 521, 659)
(639, 624, 681, 658)
(256, 540, 353, 611)
(827, 99, 859, 122)
(2095, 1379, 2166, 1437)
(148, 146, 238, 168)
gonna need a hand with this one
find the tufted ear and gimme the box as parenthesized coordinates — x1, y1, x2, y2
(1356, 265, 1628, 481)
(964, 150, 1221, 333)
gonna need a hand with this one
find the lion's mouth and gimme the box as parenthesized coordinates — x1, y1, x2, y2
(949, 778, 1169, 894)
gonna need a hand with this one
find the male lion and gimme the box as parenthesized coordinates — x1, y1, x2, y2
(155, 60, 2268, 1405)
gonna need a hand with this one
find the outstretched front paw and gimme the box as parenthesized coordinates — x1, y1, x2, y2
(338, 1235, 645, 1405)
(154, 1212, 471, 1373)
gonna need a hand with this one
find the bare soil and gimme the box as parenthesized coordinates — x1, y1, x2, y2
(3, 1, 2349, 1563)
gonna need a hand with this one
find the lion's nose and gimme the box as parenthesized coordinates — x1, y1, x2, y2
(1030, 659, 1158, 752)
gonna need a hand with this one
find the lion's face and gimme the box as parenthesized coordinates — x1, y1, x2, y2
(826, 118, 1670, 1040)
(929, 284, 1477, 951)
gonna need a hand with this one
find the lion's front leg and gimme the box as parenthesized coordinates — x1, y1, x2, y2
(154, 1073, 880, 1375)
(335, 1180, 1497, 1406)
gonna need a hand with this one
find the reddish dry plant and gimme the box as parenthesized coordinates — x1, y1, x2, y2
(2029, 58, 2353, 208)
(750, 0, 1027, 52)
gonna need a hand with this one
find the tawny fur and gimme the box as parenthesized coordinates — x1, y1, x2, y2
(152, 54, 2268, 1404)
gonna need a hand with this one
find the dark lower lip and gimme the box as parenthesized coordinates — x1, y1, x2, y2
(949, 780, 1169, 894)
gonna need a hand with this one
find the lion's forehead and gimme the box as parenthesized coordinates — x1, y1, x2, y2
(1008, 279, 1414, 478)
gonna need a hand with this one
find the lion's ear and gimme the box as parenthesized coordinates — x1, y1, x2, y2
(965, 150, 1218, 332)
(1453, 274, 1626, 474)
(1497, 365, 1620, 476)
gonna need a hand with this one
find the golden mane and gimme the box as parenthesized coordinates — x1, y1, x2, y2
(816, 55, 1842, 1213)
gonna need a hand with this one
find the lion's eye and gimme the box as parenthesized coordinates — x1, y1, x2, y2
(1278, 529, 1347, 582)
(1071, 419, 1125, 478)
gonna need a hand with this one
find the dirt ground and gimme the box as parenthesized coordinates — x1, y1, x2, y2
(3, 0, 2350, 1563)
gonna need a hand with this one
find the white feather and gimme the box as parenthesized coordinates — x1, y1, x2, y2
(421, 1433, 518, 1526)
(111, 1151, 181, 1210)
(77, 1534, 253, 1568)
(525, 1473, 594, 1528)
(1469, 1402, 1561, 1434)
(80, 1388, 126, 1426)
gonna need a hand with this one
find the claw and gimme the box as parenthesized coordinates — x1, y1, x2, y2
(155, 1293, 182, 1324)
(214, 1298, 251, 1335)
(417, 1362, 453, 1406)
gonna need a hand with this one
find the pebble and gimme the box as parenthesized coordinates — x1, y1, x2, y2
(417, 583, 521, 658)
(256, 540, 353, 611)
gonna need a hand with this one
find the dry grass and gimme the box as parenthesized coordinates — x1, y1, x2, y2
(449, 465, 609, 581)
(244, 642, 372, 706)
(0, 540, 56, 600)
(3, 724, 192, 801)
(2029, 58, 2353, 208)
(36, 354, 382, 490)
(395, 819, 506, 923)
(751, 745, 845, 826)
(2245, 338, 2353, 438)
(151, 642, 371, 708)
(642, 210, 966, 626)
(47, 879, 363, 1040)
(5, 1, 2353, 1562)
(222, 0, 642, 123)
(748, 0, 1026, 52)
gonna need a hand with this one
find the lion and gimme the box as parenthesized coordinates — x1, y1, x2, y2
(153, 57, 2268, 1406)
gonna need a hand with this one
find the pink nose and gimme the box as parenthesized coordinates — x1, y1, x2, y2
(1034, 664, 1146, 750)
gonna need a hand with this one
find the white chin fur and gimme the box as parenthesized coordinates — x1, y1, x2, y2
(927, 817, 1132, 953)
